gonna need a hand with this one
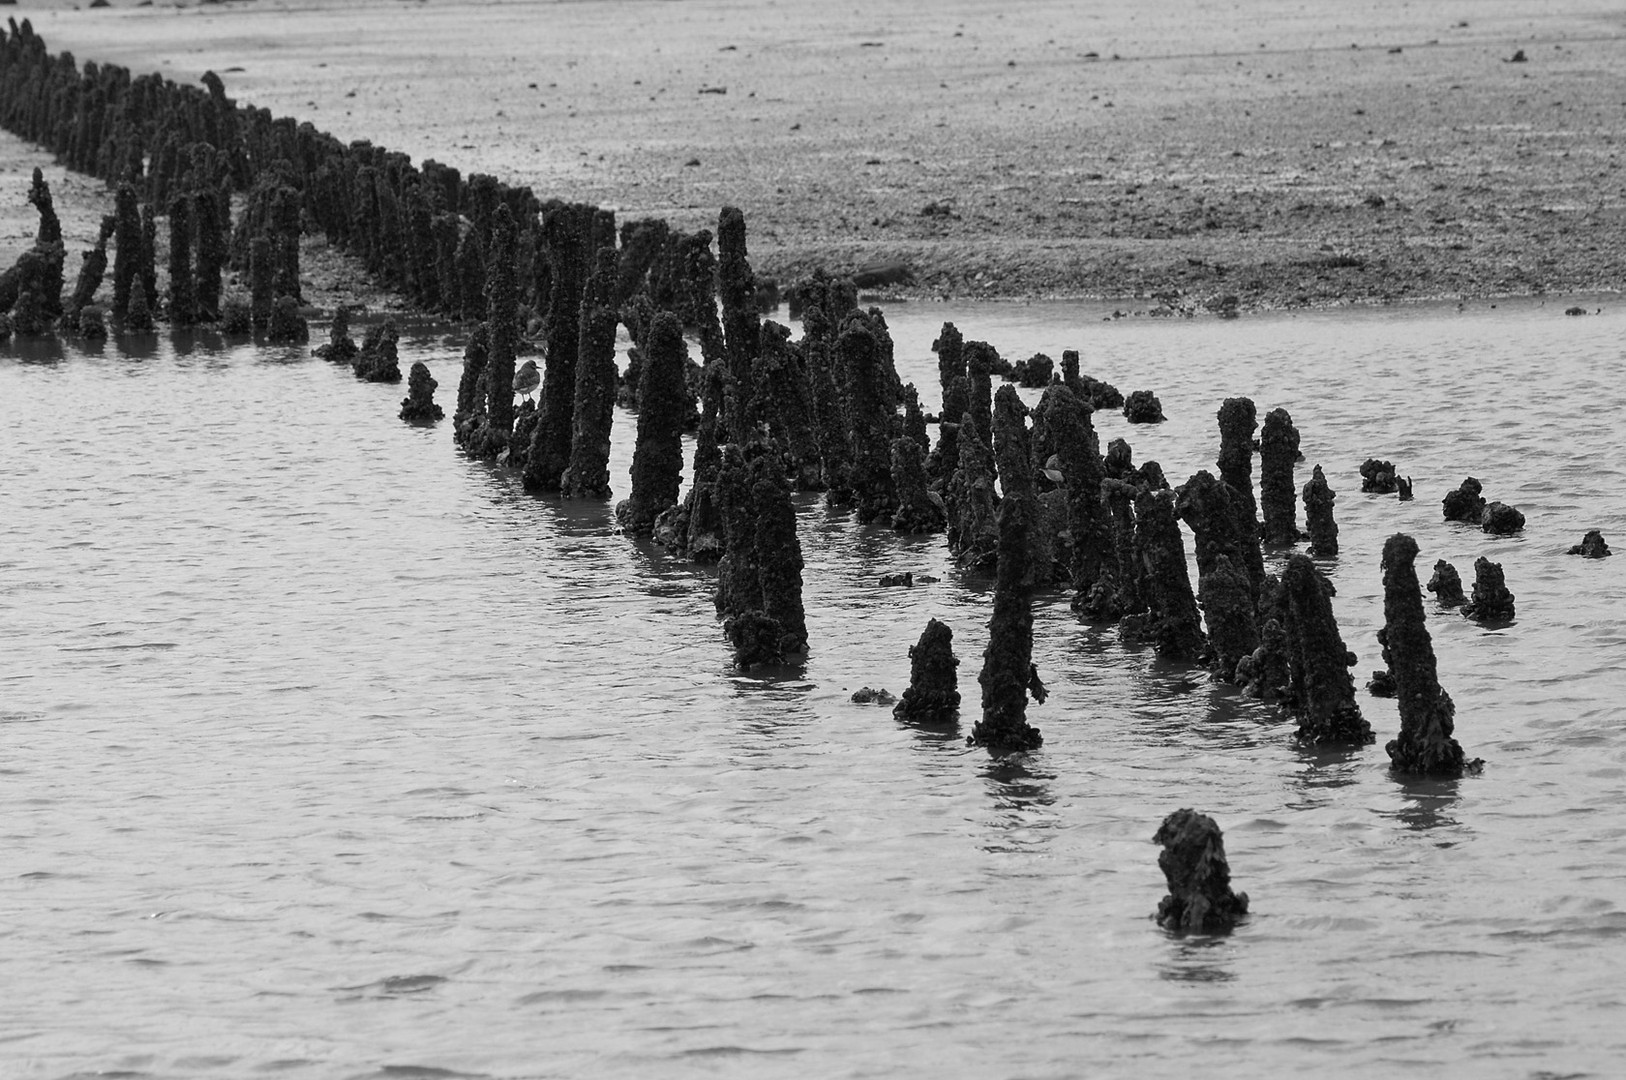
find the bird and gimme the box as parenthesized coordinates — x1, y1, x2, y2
(512, 359, 540, 403)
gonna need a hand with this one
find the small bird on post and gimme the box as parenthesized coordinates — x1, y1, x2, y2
(513, 358, 540, 403)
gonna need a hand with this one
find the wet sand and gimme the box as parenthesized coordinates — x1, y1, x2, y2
(12, 0, 1626, 308)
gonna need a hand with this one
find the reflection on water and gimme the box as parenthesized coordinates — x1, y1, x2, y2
(1158, 934, 1241, 983)
(4, 299, 1626, 1077)
(1286, 745, 1366, 811)
(1391, 775, 1465, 834)
(979, 756, 1058, 855)
(982, 755, 1057, 809)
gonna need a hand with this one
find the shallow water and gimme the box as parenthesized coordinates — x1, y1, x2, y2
(4, 299, 1625, 1080)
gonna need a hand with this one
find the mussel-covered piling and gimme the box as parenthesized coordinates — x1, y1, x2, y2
(1462, 557, 1515, 622)
(1047, 386, 1110, 604)
(452, 323, 490, 449)
(716, 206, 759, 444)
(266, 294, 309, 344)
(248, 235, 274, 332)
(561, 247, 621, 498)
(717, 442, 808, 668)
(616, 311, 690, 537)
(1281, 553, 1372, 745)
(527, 202, 593, 487)
(350, 318, 399, 381)
(970, 387, 1044, 754)
(1426, 559, 1466, 606)
(1481, 501, 1525, 535)
(165, 193, 196, 324)
(1569, 530, 1611, 558)
(1153, 809, 1249, 934)
(947, 411, 999, 572)
(314, 305, 358, 364)
(1442, 477, 1486, 525)
(1360, 458, 1400, 494)
(893, 619, 960, 726)
(890, 437, 947, 534)
(1123, 389, 1165, 423)
(398, 361, 443, 423)
(1215, 397, 1259, 526)
(1382, 534, 1481, 775)
(111, 183, 141, 320)
(840, 313, 901, 524)
(928, 321, 968, 481)
(1302, 464, 1339, 557)
(1122, 488, 1208, 660)
(1258, 407, 1300, 546)
(1198, 554, 1258, 682)
(1176, 469, 1265, 603)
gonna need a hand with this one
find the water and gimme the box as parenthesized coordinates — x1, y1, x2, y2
(3, 299, 1625, 1079)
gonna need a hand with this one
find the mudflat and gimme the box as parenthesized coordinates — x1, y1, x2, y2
(16, 0, 1626, 308)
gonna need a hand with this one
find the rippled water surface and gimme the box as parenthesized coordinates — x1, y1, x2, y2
(4, 299, 1625, 1080)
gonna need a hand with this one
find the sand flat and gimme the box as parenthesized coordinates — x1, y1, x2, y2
(18, 0, 1626, 304)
